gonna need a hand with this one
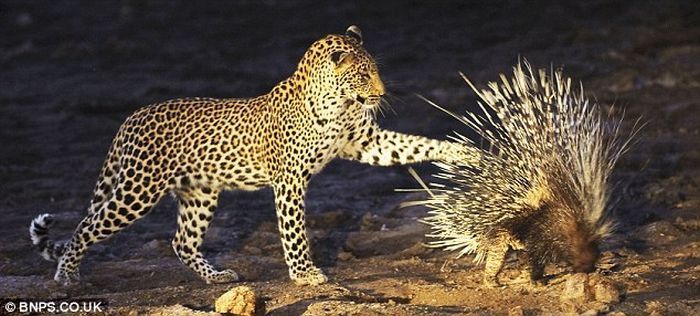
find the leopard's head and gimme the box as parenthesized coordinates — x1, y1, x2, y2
(301, 26, 385, 112)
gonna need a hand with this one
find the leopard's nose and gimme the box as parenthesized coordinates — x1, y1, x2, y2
(372, 74, 385, 96)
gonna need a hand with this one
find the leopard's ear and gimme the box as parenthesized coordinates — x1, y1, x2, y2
(346, 25, 363, 45)
(331, 51, 355, 72)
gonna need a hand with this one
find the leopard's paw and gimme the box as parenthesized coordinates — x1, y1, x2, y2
(205, 269, 240, 284)
(54, 269, 80, 286)
(292, 266, 328, 286)
(443, 142, 480, 166)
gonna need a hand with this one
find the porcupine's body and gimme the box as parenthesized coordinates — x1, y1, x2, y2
(420, 62, 636, 286)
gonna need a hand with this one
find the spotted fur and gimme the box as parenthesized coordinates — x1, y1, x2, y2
(30, 26, 478, 286)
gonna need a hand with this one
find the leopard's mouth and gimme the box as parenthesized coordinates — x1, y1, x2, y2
(356, 95, 381, 109)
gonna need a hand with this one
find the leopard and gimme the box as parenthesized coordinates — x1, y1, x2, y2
(29, 25, 478, 286)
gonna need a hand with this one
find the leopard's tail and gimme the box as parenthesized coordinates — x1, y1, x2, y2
(29, 214, 67, 262)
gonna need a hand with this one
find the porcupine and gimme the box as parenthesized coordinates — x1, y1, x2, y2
(415, 61, 639, 287)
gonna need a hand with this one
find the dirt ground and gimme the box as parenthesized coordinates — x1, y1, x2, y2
(1, 1, 699, 315)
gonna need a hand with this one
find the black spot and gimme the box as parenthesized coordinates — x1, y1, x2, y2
(117, 207, 129, 216)
(123, 194, 135, 205)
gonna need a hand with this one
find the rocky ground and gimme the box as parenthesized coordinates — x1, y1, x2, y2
(1, 0, 699, 315)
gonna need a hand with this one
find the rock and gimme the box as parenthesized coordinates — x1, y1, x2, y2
(215, 286, 260, 316)
(607, 69, 637, 92)
(560, 273, 591, 304)
(148, 304, 218, 315)
(580, 309, 598, 316)
(302, 301, 384, 316)
(337, 251, 354, 261)
(644, 220, 682, 237)
(143, 239, 162, 250)
(655, 72, 678, 88)
(508, 305, 525, 316)
(624, 264, 652, 274)
(594, 303, 611, 313)
(596, 251, 620, 272)
(345, 223, 426, 257)
(675, 216, 700, 231)
(243, 245, 262, 255)
(645, 300, 665, 316)
(308, 210, 352, 228)
(360, 212, 381, 231)
(593, 279, 622, 303)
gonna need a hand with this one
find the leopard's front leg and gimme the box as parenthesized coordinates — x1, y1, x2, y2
(340, 123, 478, 166)
(273, 170, 327, 286)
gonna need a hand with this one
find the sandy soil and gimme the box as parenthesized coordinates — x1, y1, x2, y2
(1, 1, 699, 315)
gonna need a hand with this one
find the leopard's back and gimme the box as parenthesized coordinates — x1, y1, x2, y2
(113, 96, 276, 191)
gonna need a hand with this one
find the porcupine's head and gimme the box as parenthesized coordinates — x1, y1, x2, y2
(421, 60, 637, 271)
(512, 182, 606, 273)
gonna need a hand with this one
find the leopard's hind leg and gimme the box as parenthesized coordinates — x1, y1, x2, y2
(172, 186, 239, 284)
(86, 142, 121, 216)
(54, 163, 167, 285)
(31, 146, 121, 264)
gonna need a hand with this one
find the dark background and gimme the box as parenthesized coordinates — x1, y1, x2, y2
(1, 1, 698, 314)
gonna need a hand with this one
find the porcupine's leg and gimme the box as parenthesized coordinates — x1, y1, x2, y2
(525, 252, 546, 284)
(483, 238, 509, 287)
(339, 122, 479, 166)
